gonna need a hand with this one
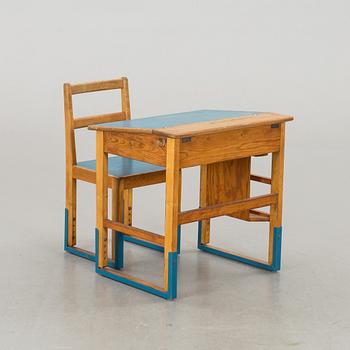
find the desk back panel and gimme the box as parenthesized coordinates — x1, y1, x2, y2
(206, 158, 251, 221)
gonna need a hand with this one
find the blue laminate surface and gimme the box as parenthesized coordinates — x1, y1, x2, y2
(78, 156, 164, 177)
(97, 110, 258, 129)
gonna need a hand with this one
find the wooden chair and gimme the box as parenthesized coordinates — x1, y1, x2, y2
(64, 77, 167, 268)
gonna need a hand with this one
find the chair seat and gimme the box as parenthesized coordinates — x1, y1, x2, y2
(78, 156, 164, 178)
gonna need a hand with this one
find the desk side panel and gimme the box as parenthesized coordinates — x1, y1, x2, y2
(104, 132, 167, 166)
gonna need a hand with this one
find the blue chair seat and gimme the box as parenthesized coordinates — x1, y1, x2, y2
(78, 156, 164, 178)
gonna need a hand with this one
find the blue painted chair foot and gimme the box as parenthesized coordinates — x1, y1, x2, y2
(95, 229, 178, 300)
(64, 208, 122, 269)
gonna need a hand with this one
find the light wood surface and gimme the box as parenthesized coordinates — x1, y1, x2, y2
(71, 79, 124, 94)
(64, 83, 77, 246)
(96, 131, 108, 268)
(104, 131, 166, 166)
(123, 189, 133, 226)
(122, 170, 166, 189)
(180, 125, 280, 168)
(89, 112, 293, 139)
(74, 112, 126, 129)
(121, 77, 131, 120)
(199, 165, 210, 244)
(250, 174, 272, 185)
(104, 220, 164, 246)
(179, 193, 277, 225)
(163, 138, 181, 290)
(268, 123, 285, 264)
(111, 178, 120, 262)
(154, 113, 293, 138)
(207, 158, 251, 221)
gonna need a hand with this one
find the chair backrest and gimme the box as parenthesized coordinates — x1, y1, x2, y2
(64, 77, 131, 166)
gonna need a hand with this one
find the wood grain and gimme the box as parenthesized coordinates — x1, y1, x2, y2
(122, 170, 166, 189)
(199, 165, 210, 244)
(74, 112, 126, 129)
(64, 83, 77, 246)
(153, 112, 293, 138)
(250, 174, 272, 185)
(206, 158, 251, 221)
(104, 220, 164, 246)
(164, 138, 181, 290)
(72, 166, 114, 187)
(104, 132, 167, 166)
(71, 79, 124, 94)
(111, 178, 120, 262)
(179, 194, 277, 225)
(268, 123, 285, 264)
(121, 77, 131, 120)
(180, 125, 280, 168)
(96, 131, 108, 268)
(89, 112, 294, 139)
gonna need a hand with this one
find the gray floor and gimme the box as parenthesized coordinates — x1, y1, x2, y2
(1, 1, 350, 349)
(1, 143, 350, 350)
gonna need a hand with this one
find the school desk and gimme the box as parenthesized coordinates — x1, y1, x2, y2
(89, 110, 293, 300)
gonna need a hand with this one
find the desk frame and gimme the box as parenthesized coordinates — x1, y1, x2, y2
(91, 113, 291, 300)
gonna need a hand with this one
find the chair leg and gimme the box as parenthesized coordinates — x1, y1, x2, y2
(124, 189, 133, 226)
(123, 187, 169, 252)
(65, 174, 77, 247)
(112, 178, 124, 269)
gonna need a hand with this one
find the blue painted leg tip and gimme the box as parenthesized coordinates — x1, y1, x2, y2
(176, 225, 181, 255)
(167, 252, 178, 299)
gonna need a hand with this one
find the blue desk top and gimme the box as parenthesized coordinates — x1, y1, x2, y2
(89, 109, 293, 138)
(98, 110, 258, 129)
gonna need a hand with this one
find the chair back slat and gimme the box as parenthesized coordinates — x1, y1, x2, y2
(74, 112, 126, 129)
(71, 79, 124, 95)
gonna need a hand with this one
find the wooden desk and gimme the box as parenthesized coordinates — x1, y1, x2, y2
(89, 110, 293, 299)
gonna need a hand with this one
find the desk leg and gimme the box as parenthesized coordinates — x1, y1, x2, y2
(199, 165, 210, 245)
(268, 123, 285, 267)
(111, 179, 124, 269)
(96, 131, 108, 268)
(164, 138, 181, 300)
(197, 125, 285, 271)
(65, 172, 77, 247)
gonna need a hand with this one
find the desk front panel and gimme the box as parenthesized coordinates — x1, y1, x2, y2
(179, 124, 282, 168)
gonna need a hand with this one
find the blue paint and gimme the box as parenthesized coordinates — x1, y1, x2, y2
(123, 225, 182, 255)
(65, 246, 96, 261)
(124, 235, 164, 252)
(78, 156, 164, 178)
(95, 229, 178, 300)
(98, 110, 259, 130)
(64, 209, 115, 268)
(197, 220, 282, 272)
(114, 232, 124, 269)
(271, 227, 282, 271)
(197, 220, 203, 249)
(176, 225, 181, 255)
(95, 229, 171, 299)
(95, 228, 99, 273)
(167, 252, 178, 300)
(64, 208, 69, 251)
